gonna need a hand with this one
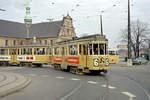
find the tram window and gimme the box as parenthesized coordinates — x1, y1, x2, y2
(99, 44, 104, 55)
(93, 44, 98, 55)
(0, 49, 8, 55)
(49, 48, 52, 55)
(61, 47, 65, 55)
(17, 49, 20, 55)
(69, 45, 77, 55)
(29, 48, 32, 55)
(46, 48, 48, 55)
(54, 47, 59, 55)
(83, 45, 88, 55)
(79, 45, 81, 55)
(79, 44, 87, 55)
(34, 48, 45, 55)
(89, 44, 92, 55)
(105, 44, 108, 54)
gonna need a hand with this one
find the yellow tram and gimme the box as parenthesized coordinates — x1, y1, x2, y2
(0, 44, 51, 67)
(52, 34, 109, 74)
(108, 49, 119, 64)
(0, 34, 109, 74)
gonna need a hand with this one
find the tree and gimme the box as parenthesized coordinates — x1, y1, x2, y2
(120, 20, 150, 58)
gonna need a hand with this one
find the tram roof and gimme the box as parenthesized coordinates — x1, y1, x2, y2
(0, 43, 51, 48)
(54, 34, 108, 45)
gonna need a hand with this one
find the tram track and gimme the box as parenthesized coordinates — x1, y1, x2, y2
(113, 70, 150, 100)
(39, 65, 111, 100)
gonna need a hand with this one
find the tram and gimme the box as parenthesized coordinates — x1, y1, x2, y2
(0, 44, 51, 67)
(52, 34, 109, 74)
(0, 34, 109, 74)
(108, 49, 119, 64)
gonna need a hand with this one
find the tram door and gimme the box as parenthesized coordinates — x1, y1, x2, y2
(10, 48, 18, 64)
(61, 47, 66, 69)
(80, 44, 88, 69)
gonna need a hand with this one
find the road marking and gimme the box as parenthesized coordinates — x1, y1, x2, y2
(41, 75, 49, 77)
(56, 76, 64, 79)
(27, 74, 37, 77)
(70, 78, 80, 81)
(102, 84, 116, 89)
(122, 92, 136, 100)
(87, 81, 98, 84)
(60, 83, 82, 100)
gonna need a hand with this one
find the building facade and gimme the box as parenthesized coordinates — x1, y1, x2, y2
(0, 14, 76, 46)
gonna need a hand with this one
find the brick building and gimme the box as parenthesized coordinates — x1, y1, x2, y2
(0, 14, 76, 46)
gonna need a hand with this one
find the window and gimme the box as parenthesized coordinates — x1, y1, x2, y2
(93, 44, 105, 55)
(61, 47, 65, 55)
(0, 49, 8, 55)
(5, 40, 8, 46)
(46, 48, 52, 55)
(21, 48, 32, 55)
(89, 44, 92, 55)
(79, 44, 87, 55)
(50, 40, 53, 45)
(93, 44, 98, 55)
(54, 47, 59, 55)
(13, 40, 16, 46)
(45, 40, 47, 45)
(34, 48, 45, 55)
(99, 44, 104, 55)
(39, 40, 42, 44)
(20, 41, 23, 45)
(69, 45, 77, 55)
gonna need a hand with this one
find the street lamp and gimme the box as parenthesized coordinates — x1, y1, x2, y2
(127, 0, 132, 66)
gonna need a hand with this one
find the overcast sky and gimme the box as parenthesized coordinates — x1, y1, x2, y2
(0, 0, 150, 48)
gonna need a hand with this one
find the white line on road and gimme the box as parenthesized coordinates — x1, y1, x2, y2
(122, 92, 136, 100)
(87, 81, 98, 84)
(41, 75, 49, 77)
(26, 74, 37, 77)
(101, 84, 116, 89)
(70, 78, 80, 81)
(56, 76, 64, 79)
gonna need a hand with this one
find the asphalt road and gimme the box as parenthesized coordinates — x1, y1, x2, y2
(0, 64, 150, 100)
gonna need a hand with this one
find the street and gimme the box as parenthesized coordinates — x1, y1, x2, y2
(0, 64, 150, 100)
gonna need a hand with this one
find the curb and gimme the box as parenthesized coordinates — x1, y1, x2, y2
(0, 76, 31, 98)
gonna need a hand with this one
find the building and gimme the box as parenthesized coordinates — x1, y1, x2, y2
(0, 3, 76, 46)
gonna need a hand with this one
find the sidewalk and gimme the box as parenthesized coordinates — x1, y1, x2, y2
(0, 71, 31, 98)
(110, 61, 150, 72)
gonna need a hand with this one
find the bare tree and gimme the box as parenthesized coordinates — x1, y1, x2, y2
(120, 20, 150, 58)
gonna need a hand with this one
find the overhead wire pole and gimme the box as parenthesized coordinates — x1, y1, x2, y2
(127, 0, 132, 66)
(99, 5, 116, 36)
(100, 14, 103, 35)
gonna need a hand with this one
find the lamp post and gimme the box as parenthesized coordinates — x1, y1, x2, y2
(127, 0, 132, 66)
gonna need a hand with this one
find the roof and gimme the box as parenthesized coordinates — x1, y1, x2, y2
(0, 19, 63, 38)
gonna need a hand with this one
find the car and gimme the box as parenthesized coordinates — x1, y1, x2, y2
(132, 57, 149, 65)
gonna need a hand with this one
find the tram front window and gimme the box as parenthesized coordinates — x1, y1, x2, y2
(93, 44, 98, 55)
(93, 44, 105, 55)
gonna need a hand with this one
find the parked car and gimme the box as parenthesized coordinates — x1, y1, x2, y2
(132, 57, 148, 65)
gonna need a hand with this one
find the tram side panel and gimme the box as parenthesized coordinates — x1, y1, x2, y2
(0, 48, 11, 66)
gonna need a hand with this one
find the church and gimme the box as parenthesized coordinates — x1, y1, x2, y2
(0, 3, 76, 47)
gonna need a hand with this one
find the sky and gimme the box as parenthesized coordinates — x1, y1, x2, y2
(0, 0, 150, 49)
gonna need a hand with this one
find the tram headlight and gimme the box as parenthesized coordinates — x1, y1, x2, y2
(105, 58, 109, 66)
